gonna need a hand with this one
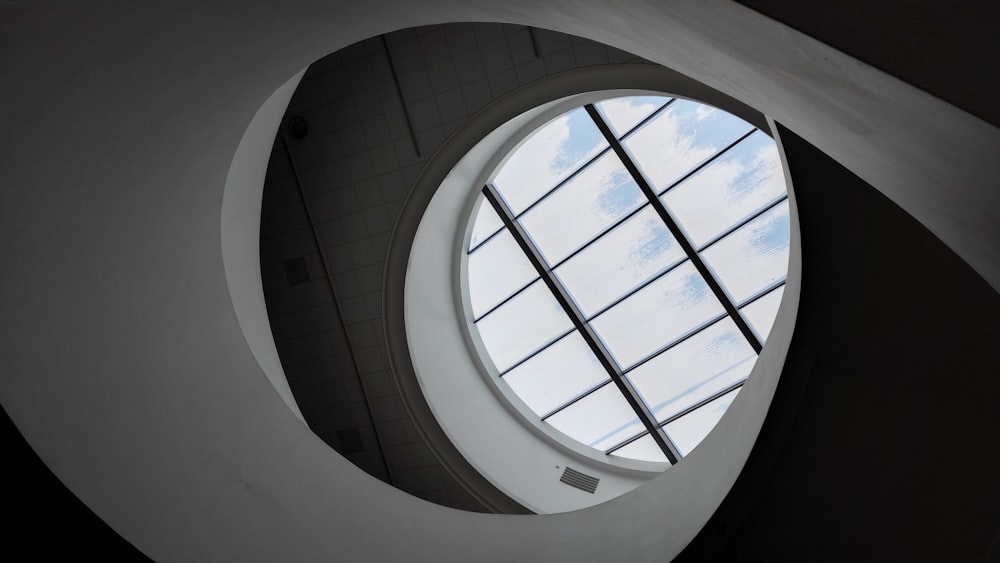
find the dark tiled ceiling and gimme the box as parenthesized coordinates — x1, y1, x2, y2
(259, 23, 648, 511)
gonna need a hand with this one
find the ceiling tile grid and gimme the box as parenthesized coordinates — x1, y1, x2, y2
(260, 23, 648, 511)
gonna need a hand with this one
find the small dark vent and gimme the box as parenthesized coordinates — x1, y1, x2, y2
(559, 466, 599, 494)
(283, 256, 310, 286)
(336, 428, 364, 454)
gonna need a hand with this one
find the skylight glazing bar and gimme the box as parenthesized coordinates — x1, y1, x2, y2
(584, 104, 764, 354)
(468, 225, 504, 254)
(621, 311, 730, 375)
(657, 378, 747, 428)
(604, 429, 650, 456)
(612, 98, 675, 140)
(495, 326, 575, 377)
(737, 278, 787, 310)
(696, 194, 789, 253)
(473, 275, 541, 323)
(538, 378, 615, 421)
(547, 202, 651, 271)
(605, 378, 748, 455)
(584, 256, 691, 322)
(509, 146, 613, 220)
(655, 128, 758, 198)
(482, 183, 682, 463)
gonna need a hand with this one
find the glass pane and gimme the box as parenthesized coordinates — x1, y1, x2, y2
(493, 107, 608, 215)
(501, 332, 610, 417)
(555, 206, 687, 317)
(545, 383, 644, 452)
(469, 197, 503, 251)
(476, 280, 573, 372)
(662, 131, 787, 247)
(591, 261, 725, 369)
(610, 433, 668, 463)
(624, 99, 754, 194)
(701, 200, 790, 303)
(595, 96, 671, 138)
(740, 285, 785, 344)
(467, 228, 538, 318)
(664, 388, 740, 456)
(519, 151, 644, 265)
(625, 317, 755, 423)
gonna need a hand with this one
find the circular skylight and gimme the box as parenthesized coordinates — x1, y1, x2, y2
(465, 95, 790, 465)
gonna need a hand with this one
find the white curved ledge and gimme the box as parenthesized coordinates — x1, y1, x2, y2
(222, 68, 307, 423)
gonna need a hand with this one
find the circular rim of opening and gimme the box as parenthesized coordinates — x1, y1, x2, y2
(384, 64, 798, 513)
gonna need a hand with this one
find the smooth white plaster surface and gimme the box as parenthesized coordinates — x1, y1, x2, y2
(222, 68, 307, 423)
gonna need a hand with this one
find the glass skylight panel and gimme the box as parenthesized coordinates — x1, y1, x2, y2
(661, 131, 787, 248)
(468, 198, 504, 251)
(492, 107, 608, 215)
(501, 332, 610, 417)
(701, 200, 790, 304)
(476, 280, 573, 373)
(740, 285, 785, 344)
(518, 151, 644, 266)
(663, 388, 740, 456)
(462, 94, 792, 466)
(590, 261, 725, 369)
(554, 206, 686, 317)
(625, 317, 755, 423)
(624, 99, 754, 195)
(545, 383, 644, 452)
(609, 434, 668, 463)
(595, 96, 671, 138)
(467, 228, 538, 318)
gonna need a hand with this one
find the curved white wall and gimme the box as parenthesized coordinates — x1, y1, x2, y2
(0, 2, 995, 561)
(222, 68, 307, 423)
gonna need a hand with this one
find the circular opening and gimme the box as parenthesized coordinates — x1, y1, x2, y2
(395, 72, 797, 513)
(462, 94, 790, 467)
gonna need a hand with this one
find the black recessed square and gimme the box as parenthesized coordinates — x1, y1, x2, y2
(283, 256, 311, 285)
(336, 427, 364, 454)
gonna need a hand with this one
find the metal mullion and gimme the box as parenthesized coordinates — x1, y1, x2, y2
(584, 256, 690, 322)
(658, 378, 747, 429)
(604, 429, 649, 456)
(622, 311, 729, 375)
(483, 184, 682, 464)
(496, 326, 575, 377)
(607, 375, 750, 456)
(696, 194, 789, 253)
(473, 275, 542, 323)
(736, 278, 787, 310)
(656, 128, 758, 199)
(614, 97, 676, 141)
(468, 224, 504, 254)
(585, 104, 763, 355)
(511, 146, 612, 219)
(548, 201, 651, 271)
(539, 378, 614, 421)
(619, 277, 787, 377)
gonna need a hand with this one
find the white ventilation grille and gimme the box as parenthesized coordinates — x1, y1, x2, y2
(559, 466, 599, 493)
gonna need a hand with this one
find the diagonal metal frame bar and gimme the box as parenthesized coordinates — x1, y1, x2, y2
(606, 377, 748, 455)
(278, 131, 395, 485)
(585, 104, 763, 354)
(482, 184, 682, 464)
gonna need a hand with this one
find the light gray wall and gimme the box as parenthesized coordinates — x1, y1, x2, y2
(0, 1, 995, 561)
